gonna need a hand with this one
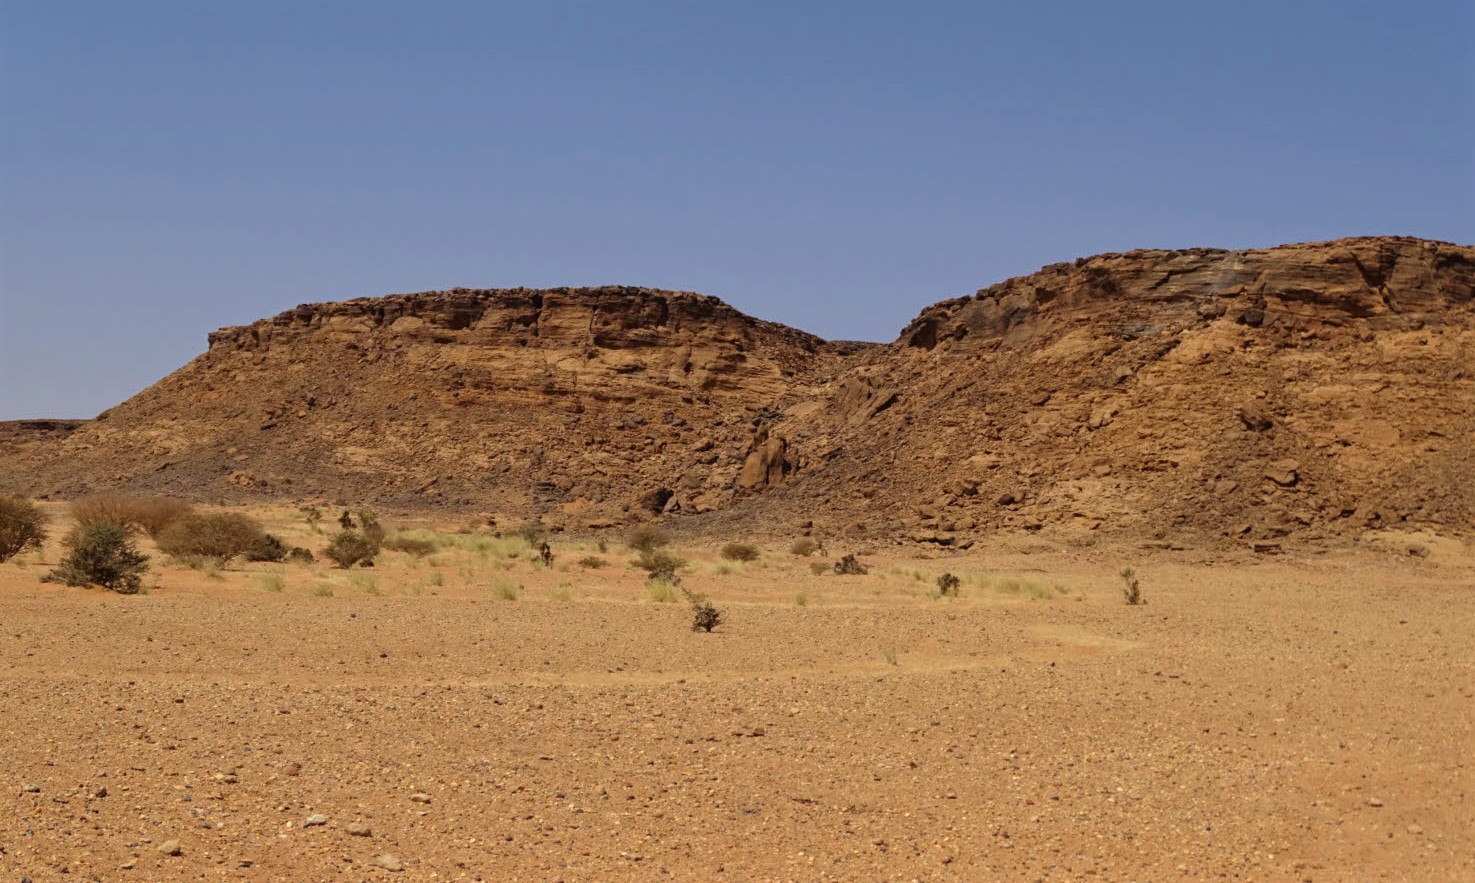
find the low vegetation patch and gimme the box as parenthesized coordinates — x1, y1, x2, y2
(682, 588, 723, 632)
(720, 542, 760, 562)
(490, 574, 521, 601)
(382, 535, 436, 558)
(644, 576, 678, 603)
(634, 549, 685, 582)
(626, 524, 671, 554)
(0, 496, 46, 563)
(45, 521, 148, 594)
(324, 531, 376, 568)
(157, 512, 270, 563)
(70, 495, 193, 538)
(1121, 567, 1145, 605)
(789, 538, 820, 557)
(578, 555, 609, 569)
(834, 554, 869, 575)
(936, 572, 961, 597)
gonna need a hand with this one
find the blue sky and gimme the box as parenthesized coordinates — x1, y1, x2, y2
(2, 0, 1471, 419)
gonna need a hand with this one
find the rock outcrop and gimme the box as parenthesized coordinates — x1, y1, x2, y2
(6, 237, 1473, 545)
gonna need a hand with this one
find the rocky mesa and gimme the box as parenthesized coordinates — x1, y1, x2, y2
(5, 236, 1473, 546)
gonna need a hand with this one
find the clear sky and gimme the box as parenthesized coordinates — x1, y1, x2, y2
(1, 0, 1471, 419)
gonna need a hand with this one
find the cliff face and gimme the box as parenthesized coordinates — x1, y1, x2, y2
(7, 238, 1474, 545)
(728, 237, 1475, 546)
(13, 287, 861, 524)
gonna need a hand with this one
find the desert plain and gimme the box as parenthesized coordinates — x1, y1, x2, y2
(2, 505, 1471, 882)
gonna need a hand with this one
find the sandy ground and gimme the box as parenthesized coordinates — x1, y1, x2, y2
(1, 509, 1472, 881)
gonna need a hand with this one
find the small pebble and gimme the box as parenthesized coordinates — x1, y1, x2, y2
(92, 786, 108, 798)
(158, 839, 182, 856)
(1367, 797, 1384, 807)
(409, 792, 432, 804)
(375, 853, 405, 872)
(346, 822, 372, 837)
(303, 813, 328, 827)
(22, 784, 40, 793)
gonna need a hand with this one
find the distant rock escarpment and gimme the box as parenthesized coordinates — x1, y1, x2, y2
(734, 237, 1475, 546)
(11, 287, 862, 523)
(7, 237, 1474, 546)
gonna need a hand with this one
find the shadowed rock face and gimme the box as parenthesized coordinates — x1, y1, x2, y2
(6, 238, 1474, 545)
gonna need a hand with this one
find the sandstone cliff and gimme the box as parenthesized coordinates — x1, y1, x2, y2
(6, 237, 1472, 546)
(727, 236, 1475, 546)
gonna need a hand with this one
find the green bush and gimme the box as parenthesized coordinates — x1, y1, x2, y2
(45, 521, 148, 593)
(324, 531, 376, 568)
(720, 542, 759, 562)
(0, 496, 46, 562)
(156, 512, 268, 563)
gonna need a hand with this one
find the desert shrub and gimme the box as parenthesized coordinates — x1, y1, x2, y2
(348, 572, 379, 595)
(682, 588, 723, 632)
(490, 574, 520, 601)
(338, 510, 354, 529)
(255, 572, 285, 592)
(626, 524, 671, 554)
(156, 512, 268, 563)
(936, 572, 961, 597)
(720, 542, 760, 562)
(644, 576, 678, 603)
(833, 554, 868, 576)
(634, 548, 685, 581)
(578, 555, 608, 569)
(1121, 567, 1145, 605)
(246, 533, 288, 563)
(70, 495, 192, 538)
(789, 538, 819, 557)
(517, 519, 546, 545)
(383, 536, 435, 558)
(0, 496, 46, 562)
(285, 546, 316, 564)
(45, 521, 148, 593)
(354, 511, 386, 550)
(303, 507, 323, 531)
(324, 531, 376, 569)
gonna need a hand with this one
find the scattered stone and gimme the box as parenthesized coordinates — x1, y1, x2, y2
(92, 785, 108, 798)
(1265, 460, 1300, 487)
(374, 853, 405, 872)
(346, 822, 372, 837)
(409, 792, 432, 804)
(158, 839, 182, 856)
(119, 860, 136, 870)
(22, 784, 39, 793)
(1367, 797, 1384, 807)
(281, 761, 302, 777)
(303, 813, 328, 827)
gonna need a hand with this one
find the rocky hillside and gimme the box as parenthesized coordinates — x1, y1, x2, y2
(6, 237, 1473, 545)
(5, 287, 862, 526)
(729, 236, 1475, 547)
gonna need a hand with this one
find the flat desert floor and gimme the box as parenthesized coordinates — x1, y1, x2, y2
(2, 510, 1472, 881)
